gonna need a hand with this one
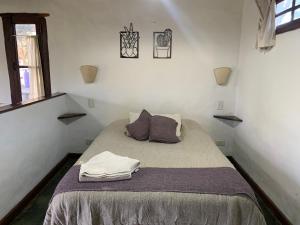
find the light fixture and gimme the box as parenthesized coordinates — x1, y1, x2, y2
(214, 67, 232, 86)
(80, 65, 98, 83)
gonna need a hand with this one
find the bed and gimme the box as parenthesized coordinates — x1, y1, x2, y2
(44, 119, 266, 225)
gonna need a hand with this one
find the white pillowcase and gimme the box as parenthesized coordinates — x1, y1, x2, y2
(129, 112, 182, 137)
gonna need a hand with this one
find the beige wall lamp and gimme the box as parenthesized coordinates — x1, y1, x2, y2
(214, 67, 232, 86)
(80, 65, 98, 83)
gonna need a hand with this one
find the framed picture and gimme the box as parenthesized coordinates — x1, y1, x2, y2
(120, 23, 139, 58)
(153, 29, 172, 59)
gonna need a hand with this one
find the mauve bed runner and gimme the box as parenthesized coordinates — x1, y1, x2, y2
(53, 165, 258, 206)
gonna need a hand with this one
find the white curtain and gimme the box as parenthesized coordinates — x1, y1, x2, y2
(26, 36, 45, 99)
(255, 0, 276, 51)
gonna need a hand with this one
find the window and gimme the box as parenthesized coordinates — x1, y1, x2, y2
(0, 13, 51, 105)
(276, 0, 300, 34)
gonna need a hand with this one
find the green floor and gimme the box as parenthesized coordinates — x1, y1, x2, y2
(9, 156, 281, 225)
(9, 157, 78, 225)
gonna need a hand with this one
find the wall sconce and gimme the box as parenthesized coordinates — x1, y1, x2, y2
(80, 65, 98, 83)
(214, 67, 232, 86)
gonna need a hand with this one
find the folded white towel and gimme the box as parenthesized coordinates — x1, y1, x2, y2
(79, 151, 140, 182)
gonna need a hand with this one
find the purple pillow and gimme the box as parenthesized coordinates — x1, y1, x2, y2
(149, 115, 180, 144)
(126, 110, 152, 141)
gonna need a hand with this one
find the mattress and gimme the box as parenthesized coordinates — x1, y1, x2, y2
(44, 119, 266, 225)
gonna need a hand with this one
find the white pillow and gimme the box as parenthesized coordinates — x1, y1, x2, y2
(129, 112, 182, 137)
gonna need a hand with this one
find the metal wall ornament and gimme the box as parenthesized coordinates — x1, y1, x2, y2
(153, 29, 172, 59)
(120, 23, 139, 58)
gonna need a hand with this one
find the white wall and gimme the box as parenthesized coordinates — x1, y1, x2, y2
(234, 0, 300, 223)
(0, 0, 243, 154)
(0, 95, 72, 219)
(49, 0, 243, 155)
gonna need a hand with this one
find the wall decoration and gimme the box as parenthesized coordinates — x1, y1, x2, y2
(153, 29, 172, 59)
(120, 23, 139, 58)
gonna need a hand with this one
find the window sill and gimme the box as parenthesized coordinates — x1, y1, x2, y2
(0, 92, 66, 114)
(276, 18, 300, 35)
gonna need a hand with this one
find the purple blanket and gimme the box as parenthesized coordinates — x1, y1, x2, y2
(53, 166, 258, 205)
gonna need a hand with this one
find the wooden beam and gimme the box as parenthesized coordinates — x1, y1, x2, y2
(0, 13, 49, 18)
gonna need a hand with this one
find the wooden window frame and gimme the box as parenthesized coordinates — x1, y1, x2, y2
(0, 13, 51, 105)
(276, 0, 300, 34)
